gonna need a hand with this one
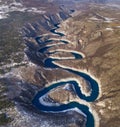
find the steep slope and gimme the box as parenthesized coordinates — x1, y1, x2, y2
(0, 0, 73, 126)
(55, 4, 120, 127)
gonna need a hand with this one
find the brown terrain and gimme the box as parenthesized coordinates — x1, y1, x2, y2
(52, 4, 120, 127)
(0, 0, 120, 127)
(19, 4, 120, 127)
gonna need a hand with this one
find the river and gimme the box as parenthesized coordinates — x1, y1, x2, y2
(32, 25, 99, 127)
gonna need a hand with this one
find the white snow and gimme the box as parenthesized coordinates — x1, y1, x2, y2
(0, 1, 45, 20)
(116, 26, 120, 28)
(104, 17, 116, 23)
(0, 61, 28, 69)
(107, 4, 120, 9)
(63, 83, 73, 91)
(90, 17, 102, 21)
(0, 14, 7, 19)
(105, 27, 113, 31)
(27, 7, 45, 14)
(39, 95, 60, 107)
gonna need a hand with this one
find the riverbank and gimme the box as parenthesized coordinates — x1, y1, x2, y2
(53, 61, 101, 99)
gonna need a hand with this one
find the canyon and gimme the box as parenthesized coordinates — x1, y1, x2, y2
(0, 0, 120, 127)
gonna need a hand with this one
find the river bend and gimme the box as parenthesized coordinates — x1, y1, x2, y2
(32, 25, 99, 127)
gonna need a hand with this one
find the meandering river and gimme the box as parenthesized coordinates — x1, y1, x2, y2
(32, 25, 99, 127)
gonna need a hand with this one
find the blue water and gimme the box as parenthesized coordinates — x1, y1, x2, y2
(43, 58, 99, 102)
(35, 36, 42, 44)
(72, 52, 83, 59)
(60, 40, 69, 44)
(35, 37, 53, 45)
(38, 46, 52, 53)
(50, 29, 65, 36)
(32, 24, 99, 127)
(32, 81, 95, 127)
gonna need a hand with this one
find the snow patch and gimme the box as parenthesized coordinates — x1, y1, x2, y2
(104, 17, 116, 23)
(0, 1, 45, 20)
(105, 27, 113, 31)
(116, 26, 120, 28)
(107, 4, 120, 9)
(39, 95, 61, 107)
(89, 17, 102, 21)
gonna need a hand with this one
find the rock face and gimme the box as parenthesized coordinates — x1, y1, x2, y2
(55, 4, 120, 127)
(22, 4, 120, 127)
(1, 0, 87, 127)
(0, 0, 73, 127)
